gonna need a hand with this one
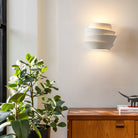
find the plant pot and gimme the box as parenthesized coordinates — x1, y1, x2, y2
(28, 126, 50, 138)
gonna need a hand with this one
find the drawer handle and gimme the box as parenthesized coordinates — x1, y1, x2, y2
(116, 121, 125, 128)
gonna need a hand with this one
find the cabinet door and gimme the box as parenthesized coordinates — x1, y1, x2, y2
(72, 120, 134, 138)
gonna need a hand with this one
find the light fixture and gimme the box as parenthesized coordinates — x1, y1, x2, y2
(85, 23, 116, 50)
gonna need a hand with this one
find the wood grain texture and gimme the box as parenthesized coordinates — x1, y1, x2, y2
(67, 108, 138, 138)
(68, 108, 138, 120)
(72, 120, 134, 138)
(67, 120, 72, 138)
(135, 121, 138, 134)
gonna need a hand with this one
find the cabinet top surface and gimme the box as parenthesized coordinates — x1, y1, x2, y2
(68, 108, 138, 120)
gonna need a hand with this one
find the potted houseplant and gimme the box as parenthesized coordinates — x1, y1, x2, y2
(0, 53, 68, 138)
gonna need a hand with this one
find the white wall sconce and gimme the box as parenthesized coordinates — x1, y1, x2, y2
(85, 23, 116, 50)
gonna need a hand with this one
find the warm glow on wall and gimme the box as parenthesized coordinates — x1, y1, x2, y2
(88, 17, 110, 25)
(86, 51, 113, 67)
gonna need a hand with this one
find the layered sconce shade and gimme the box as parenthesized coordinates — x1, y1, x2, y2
(85, 23, 116, 50)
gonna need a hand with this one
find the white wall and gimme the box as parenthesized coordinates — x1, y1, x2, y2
(38, 0, 138, 138)
(7, 0, 37, 77)
(37, 1, 61, 137)
(7, 0, 37, 133)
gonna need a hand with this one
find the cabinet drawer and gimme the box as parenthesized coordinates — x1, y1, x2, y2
(72, 120, 134, 138)
(136, 121, 138, 134)
(136, 135, 138, 138)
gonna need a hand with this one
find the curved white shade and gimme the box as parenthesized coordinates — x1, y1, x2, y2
(85, 23, 116, 50)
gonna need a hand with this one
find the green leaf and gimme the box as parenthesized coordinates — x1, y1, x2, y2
(18, 103, 24, 111)
(40, 75, 47, 78)
(20, 69, 27, 78)
(50, 122, 56, 128)
(24, 108, 31, 114)
(46, 79, 50, 86)
(9, 93, 25, 103)
(26, 53, 32, 63)
(0, 111, 11, 122)
(1, 103, 14, 111)
(12, 65, 19, 69)
(52, 86, 59, 91)
(54, 95, 61, 102)
(37, 61, 44, 66)
(29, 56, 35, 63)
(41, 66, 47, 73)
(36, 109, 45, 115)
(44, 104, 53, 112)
(62, 106, 68, 111)
(19, 60, 29, 66)
(8, 84, 17, 88)
(41, 97, 45, 101)
(47, 98, 52, 102)
(44, 88, 51, 94)
(18, 80, 22, 85)
(31, 122, 42, 138)
(54, 117, 59, 123)
(8, 115, 15, 121)
(35, 86, 41, 94)
(23, 77, 34, 83)
(31, 68, 41, 72)
(50, 99, 56, 107)
(18, 113, 28, 120)
(25, 104, 31, 108)
(53, 127, 57, 132)
(24, 86, 30, 93)
(53, 111, 61, 115)
(14, 70, 21, 76)
(40, 83, 45, 89)
(0, 134, 13, 138)
(24, 100, 31, 103)
(56, 101, 64, 107)
(11, 119, 29, 138)
(34, 58, 38, 64)
(58, 122, 66, 127)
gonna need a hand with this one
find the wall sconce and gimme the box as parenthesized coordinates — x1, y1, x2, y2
(85, 23, 116, 50)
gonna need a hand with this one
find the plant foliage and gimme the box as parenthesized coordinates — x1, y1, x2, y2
(0, 53, 68, 138)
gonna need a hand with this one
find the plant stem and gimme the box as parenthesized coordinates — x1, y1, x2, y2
(30, 83, 35, 122)
(31, 84, 34, 107)
(29, 65, 34, 119)
(29, 65, 34, 107)
(15, 102, 18, 120)
(14, 120, 18, 138)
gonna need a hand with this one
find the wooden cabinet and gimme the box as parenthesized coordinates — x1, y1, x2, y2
(67, 108, 138, 138)
(72, 120, 134, 138)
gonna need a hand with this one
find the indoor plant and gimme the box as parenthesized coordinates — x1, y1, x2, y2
(0, 53, 68, 138)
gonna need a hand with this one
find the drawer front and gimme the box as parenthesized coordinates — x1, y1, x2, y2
(72, 120, 134, 138)
(136, 136, 138, 138)
(136, 121, 138, 134)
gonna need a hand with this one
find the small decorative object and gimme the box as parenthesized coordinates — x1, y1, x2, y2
(117, 105, 138, 114)
(117, 92, 138, 114)
(0, 53, 68, 138)
(84, 23, 116, 50)
(119, 91, 138, 107)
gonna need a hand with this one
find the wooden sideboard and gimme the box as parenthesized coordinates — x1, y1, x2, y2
(67, 108, 138, 138)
